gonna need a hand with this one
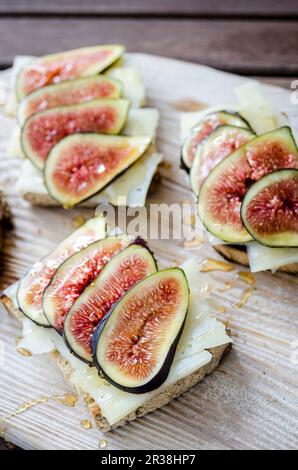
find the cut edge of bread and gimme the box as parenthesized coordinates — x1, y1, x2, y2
(1, 294, 231, 432)
(215, 244, 298, 275)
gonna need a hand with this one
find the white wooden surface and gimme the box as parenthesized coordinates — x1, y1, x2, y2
(0, 54, 297, 450)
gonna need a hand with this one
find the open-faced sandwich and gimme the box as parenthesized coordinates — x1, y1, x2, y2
(1, 215, 231, 431)
(181, 82, 298, 273)
(5, 45, 162, 208)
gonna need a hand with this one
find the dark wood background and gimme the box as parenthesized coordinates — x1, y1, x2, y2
(0, 0, 297, 451)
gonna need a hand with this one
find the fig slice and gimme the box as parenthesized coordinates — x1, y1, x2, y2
(21, 98, 130, 169)
(92, 268, 189, 394)
(182, 110, 252, 170)
(241, 169, 298, 248)
(190, 125, 255, 194)
(44, 134, 152, 208)
(16, 45, 125, 100)
(198, 127, 298, 243)
(18, 75, 122, 125)
(43, 235, 134, 333)
(17, 216, 106, 327)
(63, 243, 157, 364)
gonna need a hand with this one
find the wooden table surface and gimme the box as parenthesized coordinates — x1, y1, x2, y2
(0, 0, 297, 451)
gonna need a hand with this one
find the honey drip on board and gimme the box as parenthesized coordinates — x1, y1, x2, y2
(72, 215, 86, 228)
(16, 348, 32, 357)
(183, 235, 203, 249)
(237, 271, 255, 285)
(80, 419, 92, 429)
(235, 286, 254, 308)
(217, 306, 227, 314)
(99, 439, 107, 449)
(200, 258, 235, 272)
(0, 393, 78, 436)
(219, 281, 233, 292)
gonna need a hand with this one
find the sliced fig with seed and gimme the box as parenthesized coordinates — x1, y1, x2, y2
(43, 235, 134, 332)
(182, 110, 252, 170)
(92, 268, 189, 393)
(16, 45, 124, 100)
(44, 133, 152, 208)
(21, 98, 130, 169)
(18, 75, 122, 125)
(63, 243, 157, 364)
(198, 127, 298, 243)
(241, 169, 298, 247)
(17, 216, 106, 327)
(190, 125, 255, 194)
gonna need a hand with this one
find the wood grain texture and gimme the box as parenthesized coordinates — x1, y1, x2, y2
(0, 54, 298, 450)
(0, 0, 297, 17)
(0, 19, 297, 74)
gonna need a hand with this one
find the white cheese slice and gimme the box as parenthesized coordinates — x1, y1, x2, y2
(247, 242, 298, 273)
(5, 54, 146, 117)
(105, 65, 146, 108)
(235, 81, 288, 133)
(5, 258, 231, 425)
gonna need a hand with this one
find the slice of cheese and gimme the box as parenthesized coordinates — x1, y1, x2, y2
(247, 242, 298, 272)
(4, 258, 231, 425)
(105, 66, 146, 108)
(235, 81, 288, 134)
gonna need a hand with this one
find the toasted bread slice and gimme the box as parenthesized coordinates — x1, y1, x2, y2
(1, 294, 231, 432)
(215, 245, 298, 275)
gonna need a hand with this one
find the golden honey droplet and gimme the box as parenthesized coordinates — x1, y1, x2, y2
(183, 235, 203, 249)
(200, 258, 235, 273)
(58, 393, 78, 407)
(235, 286, 254, 308)
(15, 337, 23, 347)
(80, 419, 92, 429)
(236, 271, 255, 285)
(17, 348, 32, 357)
(73, 215, 86, 228)
(219, 281, 233, 292)
(99, 439, 107, 449)
(217, 306, 226, 314)
(159, 161, 172, 170)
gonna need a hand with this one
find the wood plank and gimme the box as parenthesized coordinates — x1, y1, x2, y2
(0, 54, 297, 450)
(0, 0, 297, 17)
(0, 19, 297, 74)
(253, 76, 292, 89)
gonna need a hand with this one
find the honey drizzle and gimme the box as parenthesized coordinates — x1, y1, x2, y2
(0, 393, 78, 435)
(99, 439, 107, 449)
(183, 235, 203, 249)
(200, 258, 235, 273)
(219, 281, 233, 292)
(237, 271, 255, 285)
(235, 286, 254, 308)
(80, 419, 93, 429)
(16, 348, 32, 357)
(72, 215, 86, 228)
(217, 306, 227, 314)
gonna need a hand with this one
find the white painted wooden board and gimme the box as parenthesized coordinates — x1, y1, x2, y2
(0, 54, 297, 450)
